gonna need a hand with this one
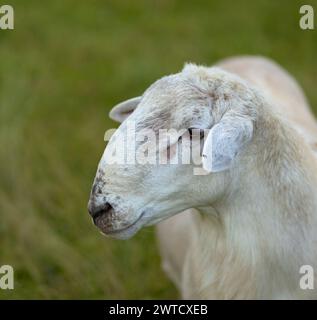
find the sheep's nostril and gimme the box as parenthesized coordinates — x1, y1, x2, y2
(88, 202, 113, 220)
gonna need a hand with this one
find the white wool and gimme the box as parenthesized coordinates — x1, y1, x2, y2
(92, 56, 317, 299)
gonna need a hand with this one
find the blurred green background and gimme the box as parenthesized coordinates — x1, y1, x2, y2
(0, 0, 316, 299)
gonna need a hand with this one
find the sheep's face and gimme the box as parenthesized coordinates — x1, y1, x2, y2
(88, 65, 255, 239)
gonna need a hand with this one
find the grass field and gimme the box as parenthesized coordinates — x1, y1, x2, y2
(0, 0, 316, 299)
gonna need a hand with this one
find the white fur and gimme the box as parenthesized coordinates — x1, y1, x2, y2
(89, 56, 317, 299)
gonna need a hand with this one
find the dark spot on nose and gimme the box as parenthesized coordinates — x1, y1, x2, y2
(92, 184, 103, 195)
(88, 202, 113, 220)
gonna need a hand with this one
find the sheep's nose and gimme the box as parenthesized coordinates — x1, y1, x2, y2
(88, 201, 113, 220)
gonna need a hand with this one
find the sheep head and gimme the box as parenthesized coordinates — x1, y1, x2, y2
(88, 64, 257, 239)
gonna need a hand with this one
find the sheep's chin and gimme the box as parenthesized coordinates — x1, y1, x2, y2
(98, 213, 145, 240)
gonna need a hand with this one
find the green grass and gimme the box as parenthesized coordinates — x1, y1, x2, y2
(0, 0, 316, 299)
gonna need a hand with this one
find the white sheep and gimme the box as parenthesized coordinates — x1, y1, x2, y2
(88, 56, 317, 299)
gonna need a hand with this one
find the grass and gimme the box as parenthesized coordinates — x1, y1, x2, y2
(0, 0, 316, 299)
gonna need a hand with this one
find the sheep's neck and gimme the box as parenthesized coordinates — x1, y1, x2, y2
(189, 108, 317, 299)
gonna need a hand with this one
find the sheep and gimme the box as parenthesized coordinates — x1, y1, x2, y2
(88, 56, 317, 299)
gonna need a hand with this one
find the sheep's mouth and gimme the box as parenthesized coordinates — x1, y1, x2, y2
(94, 211, 145, 239)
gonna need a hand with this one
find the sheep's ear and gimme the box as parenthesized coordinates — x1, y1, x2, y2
(109, 97, 141, 123)
(202, 116, 253, 173)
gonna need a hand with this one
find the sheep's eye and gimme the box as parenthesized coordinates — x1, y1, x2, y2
(188, 128, 204, 140)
